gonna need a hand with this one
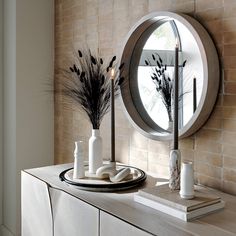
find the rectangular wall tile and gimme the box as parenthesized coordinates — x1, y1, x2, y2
(130, 148, 148, 171)
(222, 131, 236, 144)
(195, 139, 222, 153)
(196, 129, 222, 142)
(223, 168, 236, 182)
(197, 8, 223, 22)
(224, 69, 236, 81)
(148, 140, 170, 155)
(223, 119, 236, 131)
(196, 174, 222, 189)
(223, 18, 236, 32)
(223, 180, 236, 195)
(130, 130, 149, 150)
(223, 95, 236, 106)
(195, 151, 223, 167)
(223, 144, 236, 157)
(196, 0, 223, 11)
(195, 162, 222, 179)
(223, 107, 236, 119)
(224, 44, 236, 56)
(224, 156, 236, 168)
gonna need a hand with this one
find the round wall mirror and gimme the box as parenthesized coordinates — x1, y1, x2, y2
(120, 11, 219, 141)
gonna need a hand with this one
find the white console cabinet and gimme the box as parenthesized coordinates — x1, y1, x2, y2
(22, 164, 236, 236)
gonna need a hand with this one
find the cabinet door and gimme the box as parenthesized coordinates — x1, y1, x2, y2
(100, 211, 152, 236)
(21, 171, 53, 236)
(50, 188, 99, 236)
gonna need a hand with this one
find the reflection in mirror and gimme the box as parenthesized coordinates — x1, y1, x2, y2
(137, 20, 203, 132)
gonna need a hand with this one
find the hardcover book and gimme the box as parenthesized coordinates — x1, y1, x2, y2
(138, 184, 221, 212)
(134, 184, 225, 221)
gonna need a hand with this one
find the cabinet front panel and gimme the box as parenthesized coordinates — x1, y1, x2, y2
(50, 188, 99, 236)
(100, 211, 152, 236)
(21, 172, 53, 236)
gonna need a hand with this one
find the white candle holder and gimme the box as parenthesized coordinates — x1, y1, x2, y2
(169, 149, 181, 190)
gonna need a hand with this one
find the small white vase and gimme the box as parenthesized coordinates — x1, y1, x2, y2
(73, 141, 85, 179)
(180, 161, 194, 199)
(89, 129, 103, 174)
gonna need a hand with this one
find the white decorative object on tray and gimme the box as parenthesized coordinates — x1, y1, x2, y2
(89, 129, 103, 174)
(73, 141, 85, 179)
(96, 162, 131, 183)
(96, 161, 117, 179)
(59, 164, 146, 192)
(134, 184, 225, 221)
(180, 161, 194, 199)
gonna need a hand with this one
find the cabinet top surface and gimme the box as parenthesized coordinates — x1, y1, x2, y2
(23, 164, 236, 236)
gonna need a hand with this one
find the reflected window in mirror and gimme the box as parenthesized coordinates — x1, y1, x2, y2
(137, 20, 203, 132)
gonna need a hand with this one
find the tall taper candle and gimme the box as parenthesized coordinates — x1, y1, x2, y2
(110, 68, 115, 162)
(193, 77, 197, 113)
(173, 41, 179, 150)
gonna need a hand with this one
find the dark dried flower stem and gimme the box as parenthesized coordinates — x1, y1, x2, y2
(61, 49, 124, 129)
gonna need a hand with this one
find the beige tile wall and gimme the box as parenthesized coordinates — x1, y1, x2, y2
(55, 0, 236, 195)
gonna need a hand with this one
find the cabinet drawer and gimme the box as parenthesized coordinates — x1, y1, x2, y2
(100, 211, 152, 236)
(50, 188, 99, 236)
(22, 172, 53, 236)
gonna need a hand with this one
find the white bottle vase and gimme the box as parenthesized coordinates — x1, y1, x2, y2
(73, 141, 85, 179)
(89, 129, 103, 174)
(180, 161, 194, 199)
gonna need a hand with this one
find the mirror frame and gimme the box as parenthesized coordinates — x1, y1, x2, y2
(120, 11, 220, 141)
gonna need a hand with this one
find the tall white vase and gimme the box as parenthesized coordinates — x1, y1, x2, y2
(89, 129, 103, 174)
(180, 161, 194, 199)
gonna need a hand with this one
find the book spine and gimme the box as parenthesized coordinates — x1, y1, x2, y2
(138, 191, 187, 211)
(134, 194, 225, 222)
(187, 201, 225, 220)
(134, 194, 187, 221)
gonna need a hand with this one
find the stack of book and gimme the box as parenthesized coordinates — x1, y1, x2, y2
(134, 184, 225, 221)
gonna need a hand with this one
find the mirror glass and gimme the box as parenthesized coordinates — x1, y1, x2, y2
(120, 12, 219, 140)
(137, 20, 203, 131)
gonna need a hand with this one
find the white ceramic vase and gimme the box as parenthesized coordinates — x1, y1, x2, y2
(180, 161, 194, 199)
(73, 141, 85, 179)
(89, 129, 103, 174)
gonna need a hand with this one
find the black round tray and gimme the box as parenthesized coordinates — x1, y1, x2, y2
(59, 164, 146, 192)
